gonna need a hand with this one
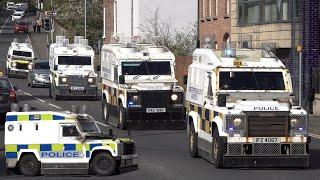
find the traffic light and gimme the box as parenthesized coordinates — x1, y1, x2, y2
(44, 19, 51, 31)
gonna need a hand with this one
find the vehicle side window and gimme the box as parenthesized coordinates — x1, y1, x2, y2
(207, 74, 213, 97)
(62, 125, 79, 137)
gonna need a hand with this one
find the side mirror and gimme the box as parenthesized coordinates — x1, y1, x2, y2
(96, 65, 101, 72)
(119, 75, 125, 84)
(54, 65, 58, 70)
(217, 94, 227, 107)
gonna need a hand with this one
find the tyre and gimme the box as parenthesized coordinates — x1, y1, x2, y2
(90, 152, 116, 176)
(118, 103, 127, 130)
(102, 100, 109, 123)
(6, 68, 12, 78)
(52, 84, 60, 100)
(188, 123, 199, 158)
(212, 127, 225, 168)
(18, 154, 40, 176)
(27, 78, 30, 87)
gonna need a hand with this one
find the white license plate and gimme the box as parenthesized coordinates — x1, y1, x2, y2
(71, 86, 85, 91)
(146, 108, 166, 113)
(254, 137, 280, 144)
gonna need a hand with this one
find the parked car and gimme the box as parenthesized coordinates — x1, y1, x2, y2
(11, 12, 23, 22)
(14, 21, 29, 33)
(14, 3, 28, 11)
(6, 2, 15, 11)
(0, 72, 18, 124)
(27, 60, 50, 87)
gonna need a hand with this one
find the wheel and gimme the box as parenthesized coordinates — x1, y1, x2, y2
(18, 154, 40, 176)
(6, 68, 12, 78)
(118, 103, 127, 130)
(188, 123, 199, 158)
(90, 152, 116, 176)
(212, 127, 225, 168)
(102, 100, 109, 123)
(27, 77, 30, 87)
(52, 83, 60, 100)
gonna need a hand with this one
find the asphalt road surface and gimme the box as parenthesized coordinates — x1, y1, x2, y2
(1, 12, 320, 180)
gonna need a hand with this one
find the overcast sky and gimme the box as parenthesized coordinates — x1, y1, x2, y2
(139, 0, 197, 30)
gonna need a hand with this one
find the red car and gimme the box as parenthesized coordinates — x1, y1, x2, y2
(14, 21, 29, 33)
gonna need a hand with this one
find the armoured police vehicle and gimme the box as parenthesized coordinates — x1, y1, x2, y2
(5, 110, 137, 176)
(49, 36, 98, 100)
(100, 39, 185, 129)
(186, 44, 310, 168)
(6, 40, 35, 77)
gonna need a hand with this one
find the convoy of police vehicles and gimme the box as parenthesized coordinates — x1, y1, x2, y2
(186, 44, 310, 168)
(100, 39, 185, 129)
(49, 36, 98, 100)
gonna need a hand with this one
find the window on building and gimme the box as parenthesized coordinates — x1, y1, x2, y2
(238, 0, 291, 26)
(206, 0, 210, 17)
(226, 0, 230, 15)
(201, 0, 205, 18)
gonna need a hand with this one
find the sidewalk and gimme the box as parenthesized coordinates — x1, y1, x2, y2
(28, 32, 49, 60)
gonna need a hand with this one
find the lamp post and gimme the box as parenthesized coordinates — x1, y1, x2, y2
(84, 0, 87, 38)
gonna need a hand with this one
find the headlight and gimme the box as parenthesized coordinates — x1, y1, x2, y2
(11, 62, 16, 67)
(290, 118, 298, 127)
(88, 77, 94, 83)
(61, 77, 67, 83)
(233, 118, 242, 128)
(28, 64, 33, 70)
(171, 94, 178, 101)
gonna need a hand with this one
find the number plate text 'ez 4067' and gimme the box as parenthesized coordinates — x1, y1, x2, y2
(146, 108, 166, 113)
(253, 137, 281, 144)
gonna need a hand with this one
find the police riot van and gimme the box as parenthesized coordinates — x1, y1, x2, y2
(186, 44, 310, 168)
(100, 39, 185, 129)
(6, 40, 35, 77)
(49, 36, 98, 100)
(5, 110, 138, 176)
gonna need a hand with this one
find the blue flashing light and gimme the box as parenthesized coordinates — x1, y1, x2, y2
(228, 127, 234, 131)
(298, 127, 304, 131)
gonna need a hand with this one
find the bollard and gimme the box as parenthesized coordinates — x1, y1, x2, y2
(23, 104, 30, 112)
(70, 105, 78, 114)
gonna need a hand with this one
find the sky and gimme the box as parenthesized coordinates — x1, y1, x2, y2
(116, 0, 197, 37)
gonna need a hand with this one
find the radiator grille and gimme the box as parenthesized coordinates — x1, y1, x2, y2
(246, 112, 289, 137)
(16, 63, 28, 70)
(141, 91, 170, 108)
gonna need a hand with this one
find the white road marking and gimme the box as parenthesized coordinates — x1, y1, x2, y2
(48, 103, 62, 109)
(310, 133, 320, 139)
(24, 92, 32, 96)
(35, 97, 45, 103)
(0, 16, 9, 34)
(95, 121, 109, 128)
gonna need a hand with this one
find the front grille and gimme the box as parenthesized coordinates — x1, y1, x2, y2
(16, 63, 28, 70)
(228, 143, 242, 155)
(141, 91, 170, 108)
(246, 112, 289, 137)
(68, 76, 88, 86)
(123, 142, 135, 155)
(254, 143, 280, 155)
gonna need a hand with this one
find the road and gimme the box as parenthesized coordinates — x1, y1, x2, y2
(1, 12, 320, 180)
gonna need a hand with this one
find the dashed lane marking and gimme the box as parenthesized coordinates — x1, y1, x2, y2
(23, 92, 32, 96)
(48, 103, 62, 109)
(0, 16, 9, 34)
(35, 97, 45, 103)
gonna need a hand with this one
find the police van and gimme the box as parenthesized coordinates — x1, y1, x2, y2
(186, 43, 310, 168)
(5, 110, 138, 176)
(100, 38, 185, 129)
(6, 40, 35, 77)
(49, 36, 98, 100)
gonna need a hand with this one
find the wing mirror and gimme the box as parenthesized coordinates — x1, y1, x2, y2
(217, 94, 227, 107)
(119, 75, 125, 84)
(54, 65, 58, 71)
(96, 65, 101, 72)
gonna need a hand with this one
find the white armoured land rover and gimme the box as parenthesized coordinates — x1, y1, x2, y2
(6, 40, 35, 77)
(100, 41, 185, 129)
(49, 36, 98, 100)
(186, 45, 310, 168)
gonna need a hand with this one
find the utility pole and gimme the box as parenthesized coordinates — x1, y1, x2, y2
(50, 0, 54, 44)
(197, 0, 200, 48)
(84, 0, 87, 38)
(131, 0, 134, 36)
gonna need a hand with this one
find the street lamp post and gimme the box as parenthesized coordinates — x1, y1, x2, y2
(84, 0, 87, 38)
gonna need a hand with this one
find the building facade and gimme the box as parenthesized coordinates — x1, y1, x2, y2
(199, 0, 231, 49)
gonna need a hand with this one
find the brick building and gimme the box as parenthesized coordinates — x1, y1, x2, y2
(102, 0, 114, 44)
(199, 0, 231, 49)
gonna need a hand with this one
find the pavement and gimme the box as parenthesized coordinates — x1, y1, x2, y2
(1, 11, 320, 180)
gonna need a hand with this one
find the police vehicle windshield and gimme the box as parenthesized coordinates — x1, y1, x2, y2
(58, 56, 91, 65)
(13, 50, 32, 57)
(122, 61, 171, 75)
(219, 71, 285, 91)
(78, 121, 100, 133)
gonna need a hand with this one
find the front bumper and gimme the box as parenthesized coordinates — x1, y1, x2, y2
(119, 154, 138, 168)
(223, 137, 310, 168)
(124, 106, 186, 128)
(56, 85, 97, 97)
(32, 76, 50, 86)
(8, 68, 29, 75)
